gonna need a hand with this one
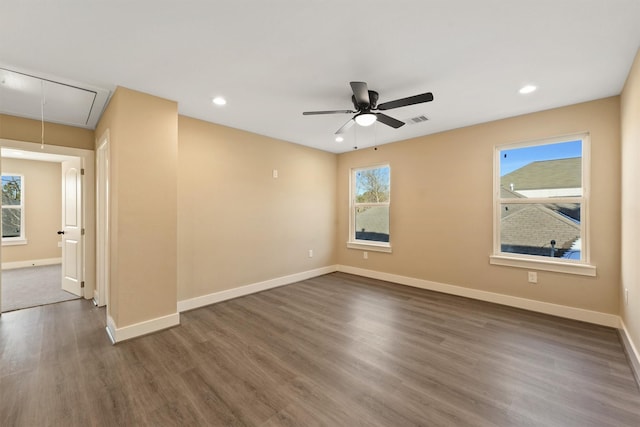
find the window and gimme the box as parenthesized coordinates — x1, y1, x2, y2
(348, 164, 391, 252)
(2, 174, 26, 245)
(490, 134, 595, 276)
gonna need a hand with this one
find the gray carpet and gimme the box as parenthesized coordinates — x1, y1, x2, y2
(1, 264, 79, 313)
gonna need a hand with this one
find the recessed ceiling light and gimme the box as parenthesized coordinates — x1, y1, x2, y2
(335, 136, 344, 142)
(519, 85, 537, 94)
(212, 96, 227, 106)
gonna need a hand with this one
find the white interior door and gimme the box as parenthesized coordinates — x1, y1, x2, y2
(61, 158, 83, 296)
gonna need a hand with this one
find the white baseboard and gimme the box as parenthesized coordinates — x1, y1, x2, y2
(619, 319, 640, 384)
(2, 257, 62, 270)
(177, 265, 338, 313)
(336, 265, 620, 328)
(105, 312, 180, 344)
(105, 316, 116, 344)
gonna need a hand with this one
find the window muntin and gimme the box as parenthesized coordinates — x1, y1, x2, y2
(495, 136, 587, 264)
(2, 174, 25, 241)
(350, 165, 390, 247)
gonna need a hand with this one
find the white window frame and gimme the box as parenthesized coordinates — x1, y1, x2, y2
(1, 173, 27, 246)
(489, 133, 596, 276)
(347, 163, 392, 253)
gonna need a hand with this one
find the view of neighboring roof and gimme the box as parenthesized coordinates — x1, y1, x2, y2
(500, 159, 581, 258)
(355, 206, 389, 242)
(501, 157, 581, 191)
(356, 207, 389, 234)
(501, 203, 580, 257)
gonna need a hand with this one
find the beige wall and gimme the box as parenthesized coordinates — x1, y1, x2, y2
(0, 74, 629, 345)
(96, 87, 178, 327)
(0, 114, 94, 150)
(1, 158, 62, 263)
(177, 116, 337, 301)
(621, 48, 640, 349)
(0, 80, 623, 341)
(337, 97, 621, 314)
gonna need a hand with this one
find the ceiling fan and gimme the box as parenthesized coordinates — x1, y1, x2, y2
(303, 81, 434, 134)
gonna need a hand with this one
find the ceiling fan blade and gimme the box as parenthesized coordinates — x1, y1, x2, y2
(335, 118, 355, 134)
(377, 92, 434, 111)
(303, 109, 354, 115)
(350, 81, 370, 108)
(375, 113, 405, 129)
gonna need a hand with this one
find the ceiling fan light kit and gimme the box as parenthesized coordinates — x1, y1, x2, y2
(303, 81, 434, 135)
(354, 112, 377, 126)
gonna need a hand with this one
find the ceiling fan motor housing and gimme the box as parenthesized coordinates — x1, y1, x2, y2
(352, 90, 379, 110)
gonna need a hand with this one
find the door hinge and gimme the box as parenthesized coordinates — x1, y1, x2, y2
(81, 281, 85, 289)
(81, 168, 85, 176)
(81, 228, 85, 236)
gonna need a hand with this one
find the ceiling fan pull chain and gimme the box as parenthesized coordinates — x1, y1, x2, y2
(374, 120, 378, 149)
(41, 80, 45, 150)
(354, 123, 358, 150)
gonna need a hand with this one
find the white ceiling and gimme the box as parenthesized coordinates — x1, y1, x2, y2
(1, 1, 639, 153)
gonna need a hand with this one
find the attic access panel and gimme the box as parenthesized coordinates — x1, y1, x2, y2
(0, 68, 110, 129)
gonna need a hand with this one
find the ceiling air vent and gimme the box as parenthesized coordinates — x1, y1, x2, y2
(407, 115, 429, 124)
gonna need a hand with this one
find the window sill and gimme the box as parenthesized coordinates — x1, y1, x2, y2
(347, 241, 392, 253)
(489, 255, 596, 277)
(2, 239, 27, 246)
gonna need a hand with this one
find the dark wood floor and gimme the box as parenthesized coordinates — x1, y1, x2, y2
(2, 272, 639, 426)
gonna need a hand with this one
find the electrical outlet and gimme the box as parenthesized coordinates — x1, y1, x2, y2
(625, 288, 629, 305)
(272, 169, 278, 179)
(308, 249, 313, 258)
(528, 271, 537, 284)
(363, 251, 368, 259)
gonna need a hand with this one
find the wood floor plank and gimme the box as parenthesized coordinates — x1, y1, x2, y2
(2, 271, 640, 426)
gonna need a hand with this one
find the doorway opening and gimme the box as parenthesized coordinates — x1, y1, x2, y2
(0, 139, 95, 314)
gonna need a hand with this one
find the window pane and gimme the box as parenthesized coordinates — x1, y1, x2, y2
(2, 208, 21, 238)
(500, 141, 582, 199)
(355, 206, 389, 242)
(356, 166, 389, 203)
(2, 175, 22, 206)
(500, 203, 581, 259)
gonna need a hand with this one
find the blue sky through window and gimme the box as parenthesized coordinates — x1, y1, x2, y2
(500, 140, 582, 176)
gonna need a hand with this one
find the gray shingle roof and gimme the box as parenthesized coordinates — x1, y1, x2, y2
(499, 158, 581, 257)
(355, 206, 389, 234)
(501, 204, 580, 251)
(501, 157, 581, 191)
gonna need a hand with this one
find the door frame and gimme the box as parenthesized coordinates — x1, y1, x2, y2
(0, 138, 95, 313)
(96, 130, 110, 307)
